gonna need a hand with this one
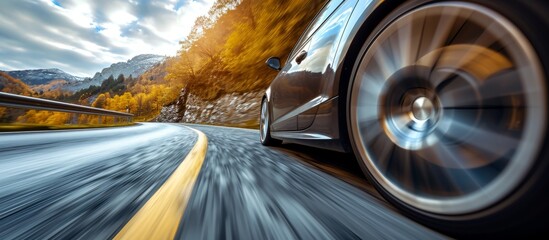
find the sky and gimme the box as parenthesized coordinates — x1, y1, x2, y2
(0, 0, 215, 77)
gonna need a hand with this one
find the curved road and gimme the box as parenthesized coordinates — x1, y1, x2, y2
(0, 123, 445, 239)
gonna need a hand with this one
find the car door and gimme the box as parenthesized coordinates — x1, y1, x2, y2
(270, 40, 311, 131)
(270, 0, 346, 131)
(296, 0, 356, 130)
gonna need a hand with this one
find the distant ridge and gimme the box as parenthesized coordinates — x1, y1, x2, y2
(2, 54, 167, 91)
(65, 54, 167, 91)
(4, 68, 84, 86)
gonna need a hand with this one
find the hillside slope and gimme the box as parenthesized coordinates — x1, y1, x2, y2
(0, 71, 34, 95)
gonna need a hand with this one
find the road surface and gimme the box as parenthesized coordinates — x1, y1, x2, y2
(0, 123, 446, 239)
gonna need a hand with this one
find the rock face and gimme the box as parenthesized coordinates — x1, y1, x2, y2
(91, 54, 166, 83)
(4, 68, 84, 85)
(156, 89, 263, 128)
(65, 54, 166, 91)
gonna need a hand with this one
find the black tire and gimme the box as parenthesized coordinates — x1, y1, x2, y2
(347, 0, 549, 237)
(260, 98, 281, 146)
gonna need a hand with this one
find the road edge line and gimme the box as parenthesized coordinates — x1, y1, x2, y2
(114, 127, 208, 240)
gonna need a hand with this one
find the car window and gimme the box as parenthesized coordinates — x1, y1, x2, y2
(288, 0, 345, 61)
(304, 0, 344, 41)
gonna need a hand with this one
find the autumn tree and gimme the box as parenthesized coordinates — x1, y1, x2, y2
(92, 93, 107, 108)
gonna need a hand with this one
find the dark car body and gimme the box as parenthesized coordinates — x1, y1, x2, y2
(264, 0, 383, 152)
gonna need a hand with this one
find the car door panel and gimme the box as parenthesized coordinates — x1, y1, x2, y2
(296, 0, 356, 130)
(270, 41, 311, 131)
(270, 0, 354, 132)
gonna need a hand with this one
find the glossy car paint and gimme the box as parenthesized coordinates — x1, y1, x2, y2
(266, 0, 384, 152)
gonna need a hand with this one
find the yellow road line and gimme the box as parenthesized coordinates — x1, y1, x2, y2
(114, 127, 208, 240)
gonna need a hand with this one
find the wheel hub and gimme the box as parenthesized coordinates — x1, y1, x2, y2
(411, 97, 434, 122)
(380, 67, 442, 150)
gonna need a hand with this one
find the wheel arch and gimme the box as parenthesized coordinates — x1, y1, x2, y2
(335, 0, 406, 152)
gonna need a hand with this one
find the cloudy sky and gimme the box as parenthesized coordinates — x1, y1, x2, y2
(0, 0, 215, 77)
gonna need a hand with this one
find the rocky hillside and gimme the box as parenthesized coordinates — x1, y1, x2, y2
(4, 68, 84, 86)
(156, 89, 262, 128)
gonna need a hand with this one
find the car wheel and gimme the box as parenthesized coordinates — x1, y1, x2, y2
(348, 0, 549, 237)
(260, 98, 281, 146)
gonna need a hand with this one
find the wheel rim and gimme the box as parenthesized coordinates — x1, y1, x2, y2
(350, 2, 546, 214)
(260, 100, 268, 142)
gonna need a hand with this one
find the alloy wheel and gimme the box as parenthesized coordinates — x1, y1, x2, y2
(349, 2, 547, 214)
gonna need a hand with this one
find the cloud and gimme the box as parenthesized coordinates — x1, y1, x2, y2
(0, 0, 215, 77)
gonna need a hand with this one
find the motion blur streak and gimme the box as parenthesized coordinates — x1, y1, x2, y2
(0, 123, 196, 239)
(115, 127, 207, 240)
(177, 125, 445, 239)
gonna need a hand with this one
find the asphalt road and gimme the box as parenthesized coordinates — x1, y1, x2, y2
(0, 123, 446, 239)
(179, 125, 444, 239)
(0, 123, 197, 239)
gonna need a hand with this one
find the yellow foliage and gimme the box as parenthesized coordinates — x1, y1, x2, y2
(167, 0, 326, 99)
(17, 110, 70, 125)
(31, 80, 71, 99)
(0, 72, 34, 96)
(92, 94, 104, 108)
(0, 107, 6, 120)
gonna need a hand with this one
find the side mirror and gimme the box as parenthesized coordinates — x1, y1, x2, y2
(266, 57, 281, 71)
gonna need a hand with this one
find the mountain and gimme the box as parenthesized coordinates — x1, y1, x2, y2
(91, 54, 167, 83)
(65, 54, 166, 91)
(4, 68, 84, 86)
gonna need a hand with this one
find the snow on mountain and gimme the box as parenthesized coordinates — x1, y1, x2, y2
(4, 68, 84, 86)
(65, 54, 166, 91)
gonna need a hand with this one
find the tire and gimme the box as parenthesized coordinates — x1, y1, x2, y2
(260, 98, 281, 146)
(347, 0, 549, 237)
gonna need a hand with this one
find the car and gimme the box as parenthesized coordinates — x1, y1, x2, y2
(260, 0, 549, 237)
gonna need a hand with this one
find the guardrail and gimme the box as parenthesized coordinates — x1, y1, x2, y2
(0, 92, 133, 124)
